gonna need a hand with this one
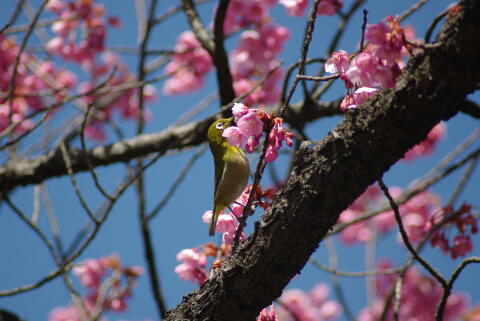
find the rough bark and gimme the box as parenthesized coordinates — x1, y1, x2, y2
(165, 1, 480, 320)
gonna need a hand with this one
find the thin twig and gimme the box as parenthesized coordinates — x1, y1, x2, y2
(147, 145, 208, 220)
(310, 257, 401, 277)
(0, 152, 163, 297)
(332, 145, 480, 236)
(135, 1, 168, 319)
(297, 74, 340, 82)
(40, 185, 65, 258)
(399, 0, 431, 22)
(325, 238, 357, 321)
(0, 0, 26, 33)
(435, 257, 480, 321)
(59, 142, 98, 223)
(7, 0, 49, 128)
(359, 9, 368, 51)
(378, 178, 447, 287)
(446, 156, 478, 206)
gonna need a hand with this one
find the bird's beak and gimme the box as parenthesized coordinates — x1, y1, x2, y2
(226, 116, 234, 126)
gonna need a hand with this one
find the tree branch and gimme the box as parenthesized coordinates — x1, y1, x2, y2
(164, 1, 480, 319)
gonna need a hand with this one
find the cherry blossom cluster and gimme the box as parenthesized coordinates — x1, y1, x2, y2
(337, 185, 441, 246)
(403, 122, 446, 161)
(223, 0, 276, 34)
(202, 184, 277, 245)
(174, 247, 209, 286)
(49, 253, 143, 321)
(77, 52, 156, 141)
(279, 0, 342, 17)
(164, 2, 290, 107)
(46, 0, 156, 141)
(230, 24, 290, 106)
(224, 1, 290, 106)
(276, 284, 342, 321)
(0, 35, 77, 134)
(358, 260, 469, 321)
(325, 16, 416, 111)
(223, 103, 294, 162)
(46, 0, 116, 64)
(429, 203, 478, 259)
(176, 184, 277, 286)
(163, 31, 213, 95)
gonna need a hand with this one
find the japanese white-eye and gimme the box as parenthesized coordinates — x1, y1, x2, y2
(207, 118, 250, 236)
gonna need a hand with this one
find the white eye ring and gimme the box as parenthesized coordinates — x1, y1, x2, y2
(215, 122, 224, 130)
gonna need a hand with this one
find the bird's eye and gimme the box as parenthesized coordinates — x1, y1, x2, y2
(215, 122, 224, 130)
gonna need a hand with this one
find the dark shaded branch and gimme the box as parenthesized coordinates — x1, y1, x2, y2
(458, 98, 480, 119)
(164, 2, 480, 319)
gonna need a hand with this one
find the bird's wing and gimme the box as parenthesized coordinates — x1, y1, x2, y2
(212, 145, 225, 198)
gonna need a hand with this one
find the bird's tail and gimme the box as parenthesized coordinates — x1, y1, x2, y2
(209, 204, 225, 236)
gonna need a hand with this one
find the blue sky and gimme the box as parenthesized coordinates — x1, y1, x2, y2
(0, 1, 478, 320)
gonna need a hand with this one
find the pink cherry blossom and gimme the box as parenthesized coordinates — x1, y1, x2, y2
(265, 145, 278, 162)
(403, 122, 446, 161)
(223, 126, 248, 147)
(257, 305, 279, 321)
(277, 284, 342, 321)
(49, 305, 81, 321)
(317, 0, 342, 16)
(222, 0, 274, 34)
(340, 94, 355, 111)
(163, 31, 212, 95)
(175, 248, 208, 285)
(452, 235, 473, 258)
(365, 16, 405, 65)
(73, 257, 108, 288)
(359, 260, 469, 321)
(231, 25, 289, 106)
(429, 203, 477, 259)
(50, 254, 142, 320)
(325, 50, 350, 74)
(237, 111, 264, 137)
(232, 102, 250, 121)
(353, 87, 378, 105)
(337, 185, 441, 245)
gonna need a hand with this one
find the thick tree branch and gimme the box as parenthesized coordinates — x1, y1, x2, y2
(164, 1, 480, 320)
(0, 100, 339, 190)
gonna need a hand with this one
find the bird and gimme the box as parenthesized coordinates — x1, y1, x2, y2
(207, 117, 250, 236)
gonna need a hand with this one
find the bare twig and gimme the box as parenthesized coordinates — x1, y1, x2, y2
(59, 142, 98, 223)
(310, 257, 401, 277)
(378, 178, 447, 287)
(325, 238, 357, 321)
(7, 0, 49, 129)
(0, 0, 26, 33)
(359, 9, 368, 51)
(424, 8, 448, 43)
(435, 257, 480, 321)
(399, 0, 431, 22)
(147, 145, 208, 220)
